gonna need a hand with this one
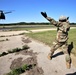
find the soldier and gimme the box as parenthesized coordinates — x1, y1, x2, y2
(41, 12, 71, 69)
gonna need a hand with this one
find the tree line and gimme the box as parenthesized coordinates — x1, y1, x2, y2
(0, 22, 76, 26)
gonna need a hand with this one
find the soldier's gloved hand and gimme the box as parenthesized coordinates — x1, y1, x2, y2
(41, 12, 47, 18)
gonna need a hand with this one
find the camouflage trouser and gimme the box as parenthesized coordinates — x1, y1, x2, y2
(50, 41, 71, 62)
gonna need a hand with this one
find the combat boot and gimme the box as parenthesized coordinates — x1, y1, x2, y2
(47, 53, 52, 60)
(66, 62, 71, 69)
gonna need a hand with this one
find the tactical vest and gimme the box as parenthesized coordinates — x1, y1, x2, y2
(56, 22, 70, 42)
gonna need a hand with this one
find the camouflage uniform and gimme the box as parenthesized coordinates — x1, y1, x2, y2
(47, 16, 71, 68)
(41, 12, 71, 69)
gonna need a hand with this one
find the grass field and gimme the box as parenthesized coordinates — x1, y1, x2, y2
(0, 25, 75, 31)
(26, 29, 76, 56)
(0, 25, 55, 31)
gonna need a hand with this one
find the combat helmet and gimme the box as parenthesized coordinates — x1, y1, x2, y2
(59, 15, 69, 22)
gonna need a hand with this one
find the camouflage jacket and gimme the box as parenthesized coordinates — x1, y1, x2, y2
(47, 17, 70, 42)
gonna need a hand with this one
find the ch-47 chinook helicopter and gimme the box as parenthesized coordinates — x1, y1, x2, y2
(0, 10, 14, 20)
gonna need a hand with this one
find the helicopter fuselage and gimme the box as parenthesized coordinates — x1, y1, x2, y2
(0, 11, 5, 19)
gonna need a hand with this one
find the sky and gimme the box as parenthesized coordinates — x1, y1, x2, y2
(0, 0, 76, 23)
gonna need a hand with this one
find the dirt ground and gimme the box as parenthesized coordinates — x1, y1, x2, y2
(0, 30, 76, 75)
(0, 32, 44, 75)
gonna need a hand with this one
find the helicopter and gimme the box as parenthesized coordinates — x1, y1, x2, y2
(0, 10, 14, 20)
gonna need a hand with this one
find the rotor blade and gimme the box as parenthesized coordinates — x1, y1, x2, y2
(4, 11, 12, 14)
(0, 10, 3, 12)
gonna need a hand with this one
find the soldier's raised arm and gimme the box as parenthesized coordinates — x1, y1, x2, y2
(41, 12, 58, 26)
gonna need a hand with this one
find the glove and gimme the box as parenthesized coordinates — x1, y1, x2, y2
(41, 12, 47, 18)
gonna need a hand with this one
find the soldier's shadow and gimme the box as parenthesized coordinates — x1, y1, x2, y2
(52, 51, 64, 58)
(52, 42, 74, 58)
(66, 72, 76, 75)
(68, 42, 74, 55)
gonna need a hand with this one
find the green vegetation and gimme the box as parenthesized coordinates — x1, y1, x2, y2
(0, 45, 29, 57)
(26, 29, 76, 56)
(0, 52, 8, 56)
(0, 22, 50, 26)
(0, 24, 76, 31)
(0, 22, 76, 26)
(0, 39, 5, 42)
(0, 38, 9, 42)
(68, 29, 76, 55)
(6, 64, 36, 75)
(22, 45, 29, 50)
(6, 67, 24, 75)
(26, 30, 56, 46)
(9, 26, 52, 31)
(0, 25, 55, 31)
